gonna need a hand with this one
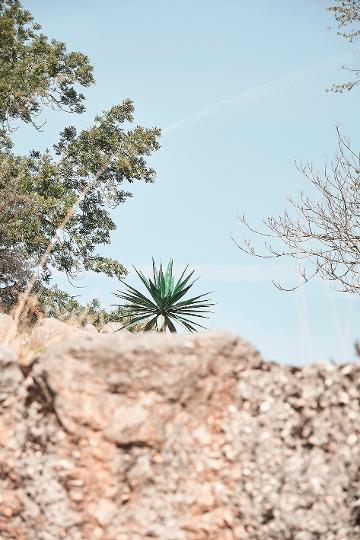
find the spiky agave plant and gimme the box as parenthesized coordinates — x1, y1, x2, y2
(114, 259, 213, 332)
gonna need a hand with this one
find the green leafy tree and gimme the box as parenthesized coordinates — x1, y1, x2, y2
(0, 246, 33, 310)
(0, 0, 94, 144)
(0, 1, 161, 311)
(1, 101, 160, 286)
(114, 259, 213, 332)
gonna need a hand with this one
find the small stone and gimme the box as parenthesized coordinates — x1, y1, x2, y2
(69, 490, 83, 502)
(56, 459, 74, 470)
(192, 426, 212, 445)
(127, 456, 152, 488)
(347, 433, 358, 446)
(193, 483, 216, 510)
(92, 499, 117, 527)
(100, 322, 128, 334)
(259, 401, 272, 413)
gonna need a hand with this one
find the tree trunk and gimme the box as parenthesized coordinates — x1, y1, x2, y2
(161, 319, 167, 333)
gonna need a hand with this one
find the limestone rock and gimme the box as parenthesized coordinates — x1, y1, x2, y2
(29, 317, 85, 350)
(1, 331, 360, 539)
(0, 345, 22, 401)
(83, 323, 98, 334)
(100, 321, 127, 334)
(0, 313, 16, 343)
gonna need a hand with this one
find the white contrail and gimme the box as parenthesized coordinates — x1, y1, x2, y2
(163, 81, 272, 134)
(163, 53, 349, 135)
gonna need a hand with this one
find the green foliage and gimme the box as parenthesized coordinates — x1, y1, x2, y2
(37, 285, 86, 322)
(0, 0, 94, 140)
(114, 259, 214, 333)
(0, 246, 33, 311)
(0, 1, 161, 309)
(0, 101, 160, 295)
(37, 285, 139, 330)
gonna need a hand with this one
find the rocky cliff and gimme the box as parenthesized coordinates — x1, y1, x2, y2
(1, 331, 360, 539)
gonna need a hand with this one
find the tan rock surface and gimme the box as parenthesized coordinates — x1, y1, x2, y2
(1, 332, 360, 539)
(0, 313, 16, 342)
(100, 321, 128, 334)
(0, 345, 22, 401)
(83, 323, 98, 334)
(29, 317, 85, 351)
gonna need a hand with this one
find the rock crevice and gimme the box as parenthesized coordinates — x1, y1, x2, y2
(0, 332, 360, 539)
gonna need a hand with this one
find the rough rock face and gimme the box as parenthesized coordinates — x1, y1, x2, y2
(83, 323, 98, 334)
(100, 321, 127, 334)
(0, 313, 16, 342)
(29, 318, 86, 351)
(1, 332, 360, 539)
(0, 346, 22, 402)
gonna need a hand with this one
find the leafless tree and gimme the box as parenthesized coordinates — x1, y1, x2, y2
(329, 0, 360, 42)
(235, 128, 360, 293)
(328, 0, 360, 92)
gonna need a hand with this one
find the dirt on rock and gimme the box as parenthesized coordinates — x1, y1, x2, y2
(1, 332, 360, 539)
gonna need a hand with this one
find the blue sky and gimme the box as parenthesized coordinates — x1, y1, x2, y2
(15, 0, 360, 363)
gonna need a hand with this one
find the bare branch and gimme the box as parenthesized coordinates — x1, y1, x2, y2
(235, 129, 360, 294)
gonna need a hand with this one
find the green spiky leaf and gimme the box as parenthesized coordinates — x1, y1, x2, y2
(113, 259, 214, 333)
